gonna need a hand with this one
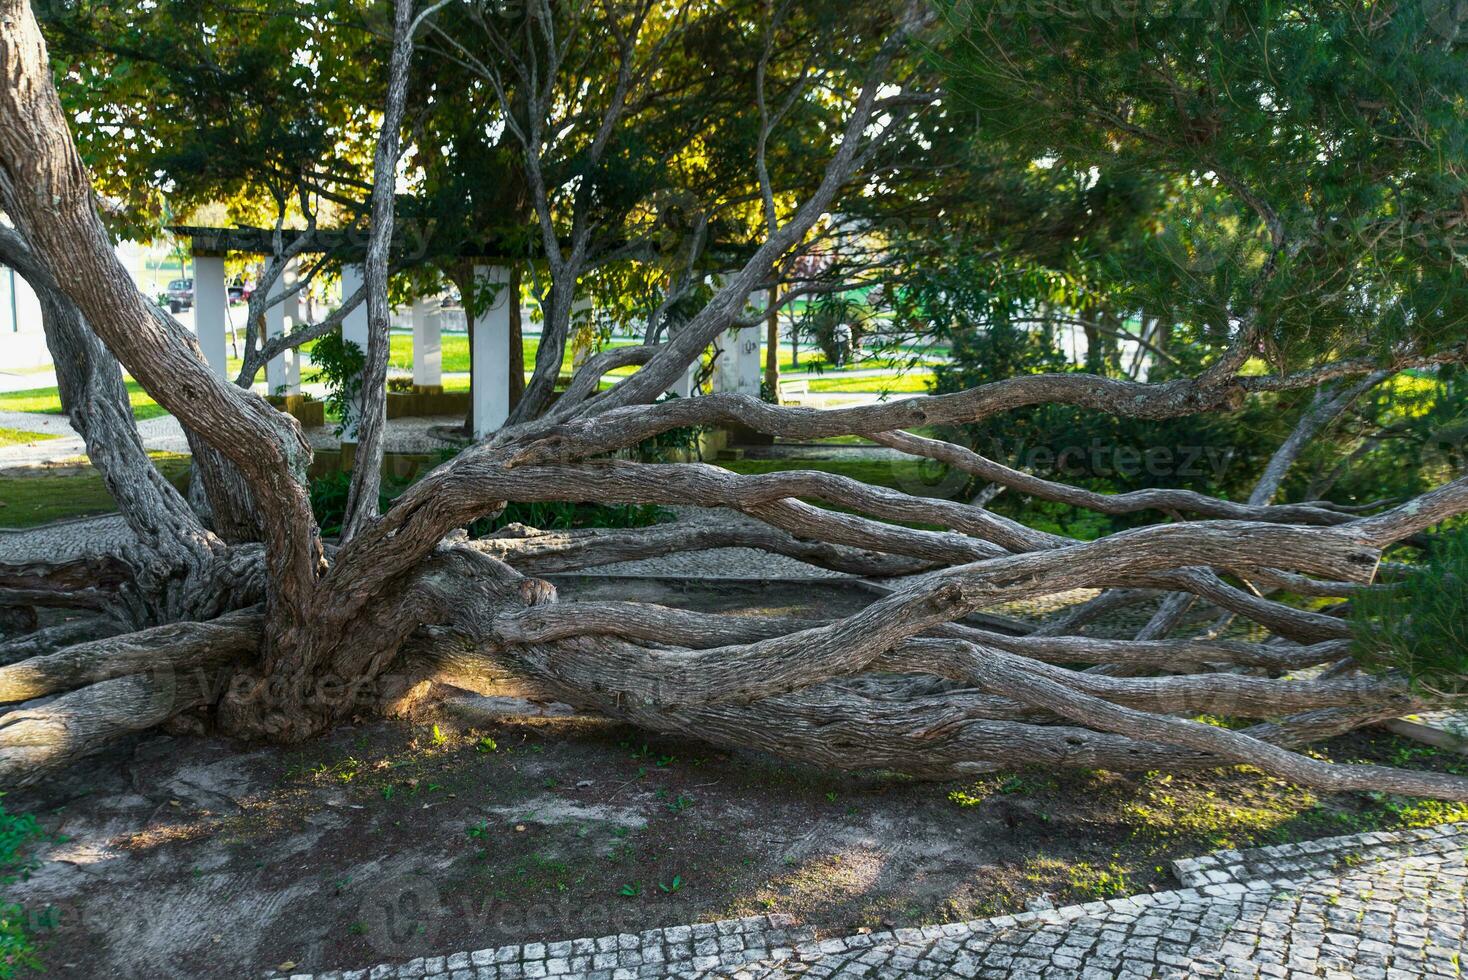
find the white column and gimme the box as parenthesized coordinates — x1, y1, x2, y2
(471, 265, 511, 439)
(411, 298, 442, 389)
(263, 274, 288, 395)
(283, 263, 302, 393)
(340, 263, 371, 443)
(713, 325, 762, 398)
(193, 250, 228, 378)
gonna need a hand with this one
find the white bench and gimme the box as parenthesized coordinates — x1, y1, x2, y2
(778, 378, 809, 405)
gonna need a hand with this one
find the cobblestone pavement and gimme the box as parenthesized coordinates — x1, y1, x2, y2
(272, 823, 1467, 980)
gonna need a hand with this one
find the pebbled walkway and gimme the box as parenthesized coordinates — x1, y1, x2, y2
(272, 823, 1467, 980)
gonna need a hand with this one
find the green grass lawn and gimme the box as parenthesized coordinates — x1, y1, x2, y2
(324, 333, 642, 378)
(0, 380, 169, 421)
(0, 452, 190, 528)
(806, 372, 933, 394)
(0, 427, 60, 447)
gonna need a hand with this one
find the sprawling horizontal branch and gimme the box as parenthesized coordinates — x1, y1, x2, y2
(471, 521, 932, 577)
(0, 609, 260, 705)
(1136, 568, 1351, 643)
(870, 429, 1353, 526)
(416, 638, 1427, 783)
(0, 669, 218, 787)
(488, 596, 1346, 674)
(488, 602, 1378, 720)
(478, 459, 1053, 552)
(510, 357, 1440, 466)
(472, 521, 1379, 711)
(962, 644, 1465, 799)
(0, 555, 130, 597)
(0, 619, 128, 666)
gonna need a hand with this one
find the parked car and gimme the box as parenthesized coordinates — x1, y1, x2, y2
(163, 278, 193, 313)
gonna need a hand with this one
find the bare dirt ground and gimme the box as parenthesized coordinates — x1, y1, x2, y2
(5, 579, 1465, 979)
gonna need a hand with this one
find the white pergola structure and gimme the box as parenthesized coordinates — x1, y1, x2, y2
(180, 227, 715, 448)
(179, 228, 523, 447)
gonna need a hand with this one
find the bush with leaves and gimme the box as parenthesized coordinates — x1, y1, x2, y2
(307, 329, 365, 436)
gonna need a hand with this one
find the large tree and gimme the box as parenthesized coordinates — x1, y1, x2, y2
(0, 0, 1466, 804)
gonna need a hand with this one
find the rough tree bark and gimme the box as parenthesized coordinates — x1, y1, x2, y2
(0, 0, 1466, 807)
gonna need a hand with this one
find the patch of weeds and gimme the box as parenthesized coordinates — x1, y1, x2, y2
(618, 882, 642, 898)
(1122, 770, 1307, 850)
(515, 853, 574, 893)
(1369, 795, 1468, 829)
(658, 875, 685, 894)
(1065, 862, 1134, 900)
(667, 795, 695, 814)
(948, 770, 1059, 807)
(474, 736, 499, 754)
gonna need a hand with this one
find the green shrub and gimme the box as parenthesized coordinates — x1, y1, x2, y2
(307, 330, 366, 436)
(1351, 528, 1468, 699)
(0, 796, 48, 978)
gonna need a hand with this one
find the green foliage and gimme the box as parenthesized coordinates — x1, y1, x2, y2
(798, 295, 869, 366)
(0, 905, 41, 980)
(0, 796, 50, 978)
(632, 393, 706, 462)
(307, 330, 365, 437)
(934, 1, 1468, 368)
(1351, 529, 1468, 699)
(41, 0, 383, 236)
(1307, 368, 1468, 506)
